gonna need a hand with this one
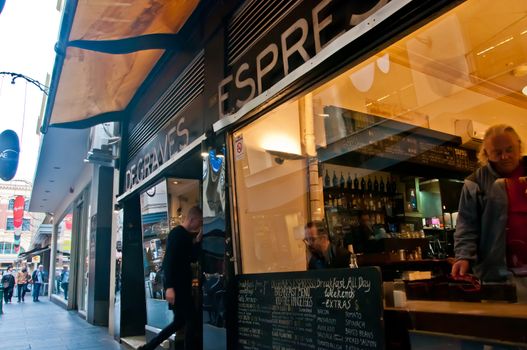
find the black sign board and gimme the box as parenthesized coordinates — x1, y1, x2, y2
(235, 267, 384, 349)
(219, 0, 393, 117)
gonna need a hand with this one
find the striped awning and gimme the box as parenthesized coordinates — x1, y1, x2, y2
(42, 0, 199, 131)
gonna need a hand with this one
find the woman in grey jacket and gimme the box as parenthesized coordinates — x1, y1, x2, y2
(452, 124, 525, 282)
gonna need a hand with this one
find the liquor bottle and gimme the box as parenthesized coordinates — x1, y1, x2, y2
(348, 245, 359, 268)
(339, 172, 345, 190)
(391, 177, 397, 194)
(360, 177, 366, 192)
(367, 176, 373, 193)
(386, 177, 391, 194)
(379, 177, 385, 193)
(346, 173, 353, 191)
(351, 194, 357, 210)
(354, 174, 359, 191)
(373, 176, 379, 193)
(324, 170, 331, 188)
(332, 171, 338, 188)
(410, 189, 417, 211)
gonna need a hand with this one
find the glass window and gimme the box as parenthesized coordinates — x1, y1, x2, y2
(232, 102, 310, 274)
(8, 199, 14, 210)
(24, 200, 29, 211)
(22, 218, 30, 231)
(54, 210, 72, 300)
(232, 0, 527, 297)
(0, 242, 8, 254)
(6, 218, 14, 231)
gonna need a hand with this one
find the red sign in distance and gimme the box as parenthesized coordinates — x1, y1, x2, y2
(13, 195, 25, 228)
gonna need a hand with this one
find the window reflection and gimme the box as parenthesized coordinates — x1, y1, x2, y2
(54, 211, 72, 301)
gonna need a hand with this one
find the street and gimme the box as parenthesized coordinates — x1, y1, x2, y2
(0, 299, 126, 350)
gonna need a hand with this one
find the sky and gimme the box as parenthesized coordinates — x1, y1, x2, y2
(0, 1, 61, 183)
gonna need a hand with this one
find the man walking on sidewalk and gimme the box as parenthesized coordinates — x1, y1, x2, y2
(139, 206, 203, 350)
(1, 266, 15, 303)
(32, 265, 45, 302)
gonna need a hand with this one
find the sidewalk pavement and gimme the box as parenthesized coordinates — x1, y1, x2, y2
(0, 298, 126, 350)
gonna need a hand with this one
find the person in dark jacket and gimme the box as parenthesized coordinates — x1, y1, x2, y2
(139, 206, 203, 350)
(1, 266, 16, 303)
(304, 222, 350, 269)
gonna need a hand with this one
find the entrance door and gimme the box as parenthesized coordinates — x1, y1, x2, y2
(140, 178, 201, 330)
(73, 188, 90, 314)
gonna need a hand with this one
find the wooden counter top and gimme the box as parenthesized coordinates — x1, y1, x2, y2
(385, 300, 527, 319)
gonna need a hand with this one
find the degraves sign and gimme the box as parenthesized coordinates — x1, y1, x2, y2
(125, 114, 195, 192)
(218, 0, 390, 118)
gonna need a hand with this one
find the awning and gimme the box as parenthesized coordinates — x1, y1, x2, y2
(17, 246, 51, 259)
(42, 0, 200, 131)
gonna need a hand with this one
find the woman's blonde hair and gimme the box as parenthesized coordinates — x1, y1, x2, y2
(477, 124, 522, 165)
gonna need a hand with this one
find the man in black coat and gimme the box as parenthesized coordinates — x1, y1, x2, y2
(139, 206, 203, 350)
(1, 266, 16, 303)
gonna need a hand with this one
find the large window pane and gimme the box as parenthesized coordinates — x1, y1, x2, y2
(232, 0, 527, 304)
(232, 101, 310, 273)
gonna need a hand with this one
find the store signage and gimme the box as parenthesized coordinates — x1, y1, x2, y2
(218, 0, 390, 118)
(125, 114, 193, 192)
(0, 129, 20, 181)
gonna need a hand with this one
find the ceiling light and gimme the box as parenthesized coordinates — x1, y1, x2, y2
(513, 65, 527, 77)
(172, 181, 179, 185)
(522, 86, 527, 96)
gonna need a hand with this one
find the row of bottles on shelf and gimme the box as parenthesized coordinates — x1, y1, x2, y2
(324, 170, 397, 194)
(325, 192, 396, 214)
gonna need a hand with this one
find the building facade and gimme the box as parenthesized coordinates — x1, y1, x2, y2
(32, 0, 527, 349)
(0, 180, 43, 270)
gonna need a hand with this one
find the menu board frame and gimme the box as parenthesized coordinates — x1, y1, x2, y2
(234, 267, 384, 350)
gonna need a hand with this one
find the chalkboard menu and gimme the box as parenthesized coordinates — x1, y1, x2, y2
(235, 267, 384, 349)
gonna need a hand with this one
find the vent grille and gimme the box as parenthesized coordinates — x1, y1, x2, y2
(127, 52, 204, 161)
(227, 0, 300, 66)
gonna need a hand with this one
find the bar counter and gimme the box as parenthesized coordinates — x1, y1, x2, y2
(384, 300, 527, 348)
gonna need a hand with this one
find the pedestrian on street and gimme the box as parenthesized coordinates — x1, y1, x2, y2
(31, 264, 46, 302)
(1, 266, 16, 303)
(60, 265, 69, 300)
(16, 267, 30, 303)
(138, 206, 203, 350)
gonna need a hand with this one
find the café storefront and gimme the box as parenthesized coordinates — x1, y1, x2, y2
(117, 0, 527, 348)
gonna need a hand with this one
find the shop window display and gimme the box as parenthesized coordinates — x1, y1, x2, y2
(231, 0, 526, 304)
